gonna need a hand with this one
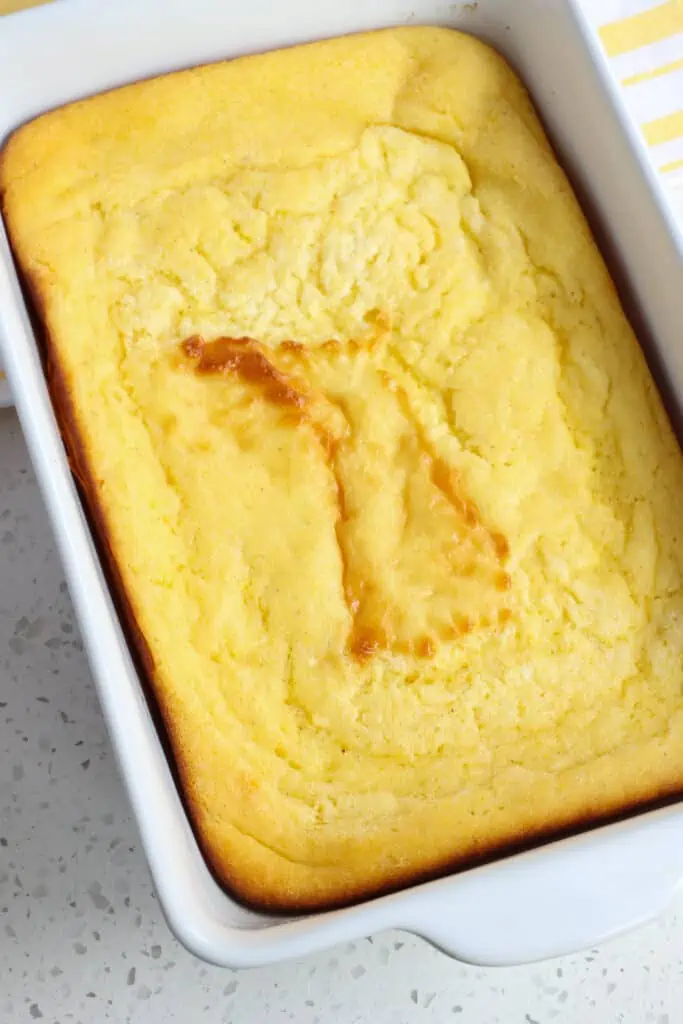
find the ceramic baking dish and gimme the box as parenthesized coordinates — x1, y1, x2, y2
(2, 0, 683, 968)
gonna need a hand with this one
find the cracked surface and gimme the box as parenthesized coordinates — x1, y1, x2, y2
(3, 27, 683, 910)
(180, 332, 511, 661)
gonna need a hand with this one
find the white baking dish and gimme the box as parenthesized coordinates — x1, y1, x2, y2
(2, 0, 683, 968)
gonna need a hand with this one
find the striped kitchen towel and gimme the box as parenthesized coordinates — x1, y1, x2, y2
(585, 0, 683, 180)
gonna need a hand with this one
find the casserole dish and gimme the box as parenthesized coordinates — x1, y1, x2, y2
(1, 0, 682, 966)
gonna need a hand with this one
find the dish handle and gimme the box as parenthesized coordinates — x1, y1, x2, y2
(401, 809, 683, 965)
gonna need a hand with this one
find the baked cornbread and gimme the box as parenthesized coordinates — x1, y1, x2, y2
(3, 27, 683, 912)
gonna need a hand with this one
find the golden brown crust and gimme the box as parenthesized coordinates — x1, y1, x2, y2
(4, 27, 683, 912)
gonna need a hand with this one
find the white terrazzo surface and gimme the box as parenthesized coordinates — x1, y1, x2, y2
(1, 173, 683, 1024)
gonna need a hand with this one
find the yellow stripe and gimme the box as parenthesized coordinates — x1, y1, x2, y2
(661, 157, 683, 172)
(0, 0, 50, 11)
(623, 56, 683, 85)
(601, 0, 683, 57)
(643, 109, 683, 145)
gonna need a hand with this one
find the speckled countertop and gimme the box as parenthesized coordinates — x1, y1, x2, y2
(0, 176, 682, 1024)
